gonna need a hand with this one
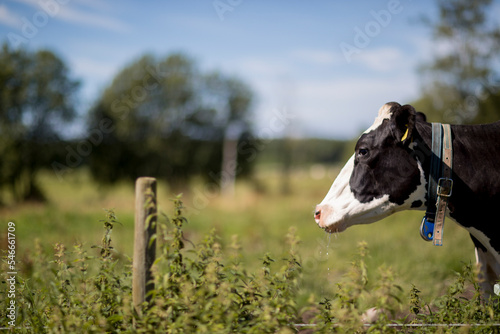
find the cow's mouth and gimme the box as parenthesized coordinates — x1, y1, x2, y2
(316, 218, 346, 234)
(324, 223, 346, 233)
(315, 205, 347, 233)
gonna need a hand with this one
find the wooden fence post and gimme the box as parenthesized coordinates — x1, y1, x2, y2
(133, 177, 157, 312)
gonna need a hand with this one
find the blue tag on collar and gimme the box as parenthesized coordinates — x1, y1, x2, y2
(420, 216, 435, 241)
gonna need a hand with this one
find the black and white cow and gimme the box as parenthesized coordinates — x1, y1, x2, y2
(314, 102, 500, 298)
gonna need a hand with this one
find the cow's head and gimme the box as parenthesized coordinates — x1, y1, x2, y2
(314, 102, 428, 233)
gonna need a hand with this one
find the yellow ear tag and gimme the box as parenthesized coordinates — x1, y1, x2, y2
(401, 126, 409, 142)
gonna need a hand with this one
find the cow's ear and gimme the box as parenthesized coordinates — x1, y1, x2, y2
(416, 111, 427, 122)
(391, 104, 416, 144)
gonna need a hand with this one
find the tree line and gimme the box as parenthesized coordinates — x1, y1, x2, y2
(0, 47, 257, 203)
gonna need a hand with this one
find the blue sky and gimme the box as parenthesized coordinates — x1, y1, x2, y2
(0, 0, 485, 139)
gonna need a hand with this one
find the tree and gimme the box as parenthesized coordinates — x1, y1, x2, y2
(0, 44, 79, 202)
(414, 0, 500, 124)
(87, 53, 255, 190)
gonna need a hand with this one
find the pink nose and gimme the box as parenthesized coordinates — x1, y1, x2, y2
(314, 206, 321, 223)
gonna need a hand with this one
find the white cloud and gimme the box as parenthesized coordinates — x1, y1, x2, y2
(72, 0, 113, 12)
(71, 56, 117, 81)
(291, 49, 339, 65)
(0, 5, 20, 28)
(57, 5, 130, 32)
(352, 47, 406, 71)
(286, 72, 421, 138)
(225, 51, 420, 138)
(237, 57, 291, 78)
(9, 0, 130, 32)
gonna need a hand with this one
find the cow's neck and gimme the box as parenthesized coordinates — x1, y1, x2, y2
(415, 120, 500, 255)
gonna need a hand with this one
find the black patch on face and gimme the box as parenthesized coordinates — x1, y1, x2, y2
(349, 119, 421, 205)
(411, 200, 423, 208)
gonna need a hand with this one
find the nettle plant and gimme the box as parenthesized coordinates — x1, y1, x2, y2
(1, 197, 499, 333)
(1, 198, 304, 333)
(137, 197, 303, 333)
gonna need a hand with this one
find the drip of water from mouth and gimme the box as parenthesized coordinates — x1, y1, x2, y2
(326, 233, 331, 278)
(326, 233, 331, 256)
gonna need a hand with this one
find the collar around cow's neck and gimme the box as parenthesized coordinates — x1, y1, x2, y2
(419, 123, 453, 246)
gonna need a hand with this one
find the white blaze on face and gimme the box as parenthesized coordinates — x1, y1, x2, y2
(315, 155, 397, 232)
(314, 103, 427, 232)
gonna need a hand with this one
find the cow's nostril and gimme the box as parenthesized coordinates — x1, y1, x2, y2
(314, 209, 321, 220)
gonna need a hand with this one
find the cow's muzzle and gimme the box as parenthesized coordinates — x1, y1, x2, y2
(314, 204, 345, 233)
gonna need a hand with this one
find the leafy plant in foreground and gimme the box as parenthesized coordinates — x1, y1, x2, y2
(139, 196, 303, 333)
(409, 262, 500, 333)
(313, 241, 403, 333)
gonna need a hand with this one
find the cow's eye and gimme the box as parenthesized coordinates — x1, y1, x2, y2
(358, 148, 369, 157)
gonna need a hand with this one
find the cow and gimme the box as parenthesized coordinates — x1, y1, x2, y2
(314, 102, 500, 299)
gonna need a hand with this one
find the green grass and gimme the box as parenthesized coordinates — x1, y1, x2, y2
(1, 164, 476, 308)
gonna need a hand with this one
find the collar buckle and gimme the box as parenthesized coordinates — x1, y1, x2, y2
(437, 178, 453, 198)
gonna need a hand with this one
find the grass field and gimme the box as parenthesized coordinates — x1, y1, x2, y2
(1, 163, 476, 310)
